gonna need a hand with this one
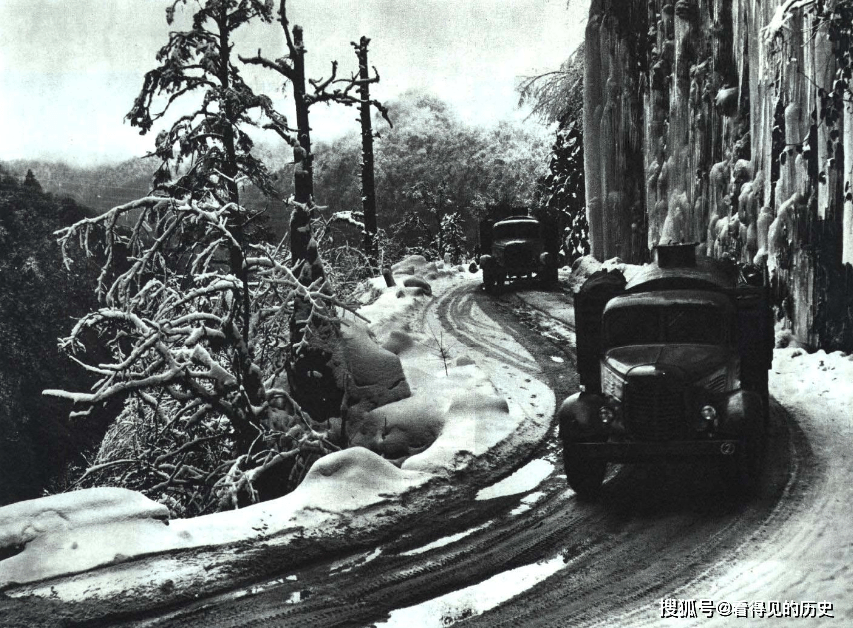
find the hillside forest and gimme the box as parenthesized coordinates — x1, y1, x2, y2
(0, 0, 580, 510)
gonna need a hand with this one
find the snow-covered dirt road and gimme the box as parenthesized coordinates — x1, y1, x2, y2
(82, 282, 818, 628)
(2, 270, 848, 627)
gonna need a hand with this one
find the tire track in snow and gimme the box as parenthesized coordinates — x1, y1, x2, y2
(92, 282, 813, 628)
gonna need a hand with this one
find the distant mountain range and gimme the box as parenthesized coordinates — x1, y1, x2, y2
(1, 152, 294, 236)
(2, 157, 157, 214)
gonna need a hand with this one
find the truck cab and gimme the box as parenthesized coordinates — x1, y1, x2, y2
(558, 244, 772, 499)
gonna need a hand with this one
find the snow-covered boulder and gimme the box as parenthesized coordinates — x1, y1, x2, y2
(403, 275, 433, 296)
(391, 254, 434, 276)
(390, 254, 459, 281)
(337, 321, 411, 424)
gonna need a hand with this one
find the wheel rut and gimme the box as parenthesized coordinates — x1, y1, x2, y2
(70, 282, 813, 628)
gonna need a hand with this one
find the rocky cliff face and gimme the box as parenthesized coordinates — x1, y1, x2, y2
(584, 0, 853, 350)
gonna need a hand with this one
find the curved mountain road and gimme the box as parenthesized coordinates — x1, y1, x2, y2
(113, 281, 815, 628)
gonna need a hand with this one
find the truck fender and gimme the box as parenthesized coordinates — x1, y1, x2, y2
(719, 389, 764, 435)
(479, 254, 495, 271)
(557, 391, 605, 441)
(539, 251, 554, 268)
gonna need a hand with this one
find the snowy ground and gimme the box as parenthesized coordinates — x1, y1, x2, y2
(0, 256, 554, 604)
(3, 254, 852, 625)
(553, 256, 853, 624)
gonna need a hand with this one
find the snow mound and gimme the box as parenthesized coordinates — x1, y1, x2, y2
(566, 255, 643, 293)
(338, 321, 411, 423)
(301, 447, 424, 501)
(391, 254, 434, 276)
(390, 254, 459, 281)
(0, 488, 175, 587)
(0, 487, 168, 550)
(398, 362, 514, 474)
(345, 327, 519, 471)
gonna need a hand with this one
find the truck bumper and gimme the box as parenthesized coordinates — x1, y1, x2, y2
(565, 439, 741, 462)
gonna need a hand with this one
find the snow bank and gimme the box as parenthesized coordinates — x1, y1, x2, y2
(565, 255, 643, 293)
(0, 488, 175, 587)
(0, 449, 429, 589)
(770, 347, 853, 430)
(391, 254, 443, 278)
(0, 255, 553, 598)
(352, 356, 515, 473)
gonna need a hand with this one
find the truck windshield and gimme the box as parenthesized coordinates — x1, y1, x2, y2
(604, 306, 724, 347)
(493, 222, 540, 240)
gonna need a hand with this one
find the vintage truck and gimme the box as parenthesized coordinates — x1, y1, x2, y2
(478, 215, 559, 293)
(557, 244, 773, 499)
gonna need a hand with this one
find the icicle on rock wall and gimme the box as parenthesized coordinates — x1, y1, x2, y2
(584, 0, 853, 350)
(584, 0, 648, 264)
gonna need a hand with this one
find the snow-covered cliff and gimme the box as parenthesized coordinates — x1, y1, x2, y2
(585, 0, 853, 350)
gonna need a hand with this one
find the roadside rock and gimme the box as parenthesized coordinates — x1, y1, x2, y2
(403, 276, 432, 296)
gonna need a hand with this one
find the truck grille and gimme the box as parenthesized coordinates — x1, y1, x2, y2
(503, 245, 535, 268)
(624, 377, 687, 441)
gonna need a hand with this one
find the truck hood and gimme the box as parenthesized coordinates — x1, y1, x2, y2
(604, 344, 730, 381)
(494, 239, 540, 249)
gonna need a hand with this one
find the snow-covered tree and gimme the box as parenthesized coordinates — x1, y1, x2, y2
(517, 44, 589, 263)
(47, 0, 350, 516)
(534, 120, 589, 264)
(240, 0, 390, 418)
(403, 180, 468, 263)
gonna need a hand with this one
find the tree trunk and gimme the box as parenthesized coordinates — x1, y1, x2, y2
(290, 24, 315, 268)
(287, 24, 341, 422)
(355, 36, 379, 272)
(215, 8, 260, 449)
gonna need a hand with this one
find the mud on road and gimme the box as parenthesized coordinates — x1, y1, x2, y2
(0, 284, 823, 628)
(85, 281, 816, 628)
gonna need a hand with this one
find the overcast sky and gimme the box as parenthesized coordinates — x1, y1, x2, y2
(0, 0, 587, 166)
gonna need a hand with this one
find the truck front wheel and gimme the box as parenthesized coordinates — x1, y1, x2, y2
(483, 267, 496, 293)
(563, 448, 606, 501)
(539, 265, 559, 288)
(720, 424, 765, 497)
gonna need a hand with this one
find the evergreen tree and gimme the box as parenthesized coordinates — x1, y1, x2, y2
(0, 168, 101, 505)
(50, 1, 348, 515)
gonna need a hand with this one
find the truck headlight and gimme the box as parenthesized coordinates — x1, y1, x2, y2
(700, 405, 717, 421)
(599, 405, 615, 423)
(601, 365, 625, 398)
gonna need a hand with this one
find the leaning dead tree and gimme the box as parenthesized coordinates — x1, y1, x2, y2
(45, 0, 356, 516)
(240, 0, 390, 417)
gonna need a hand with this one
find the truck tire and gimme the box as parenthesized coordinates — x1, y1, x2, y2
(540, 265, 558, 288)
(720, 421, 766, 497)
(563, 447, 606, 501)
(496, 272, 506, 293)
(483, 267, 498, 294)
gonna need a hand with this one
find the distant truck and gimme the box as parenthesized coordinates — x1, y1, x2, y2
(557, 244, 773, 499)
(478, 216, 559, 293)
